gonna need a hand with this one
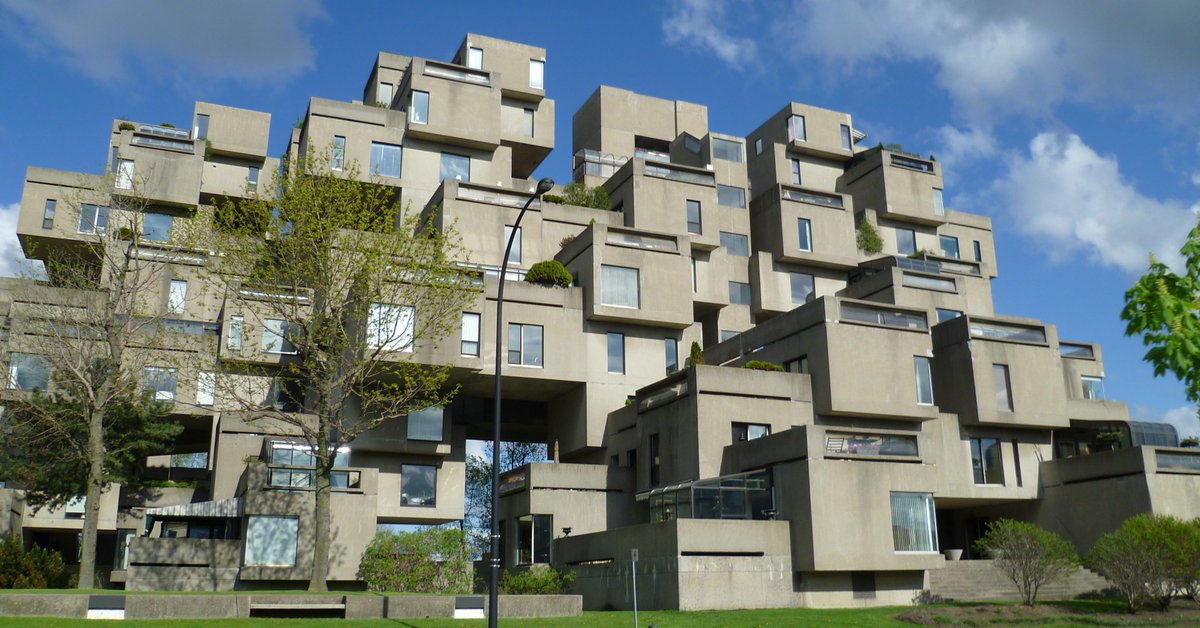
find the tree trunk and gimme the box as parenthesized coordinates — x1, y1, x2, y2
(309, 453, 331, 591)
(78, 406, 106, 589)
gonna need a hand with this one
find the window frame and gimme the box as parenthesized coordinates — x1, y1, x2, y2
(790, 272, 815, 305)
(788, 114, 807, 142)
(228, 315, 244, 351)
(331, 135, 346, 171)
(1081, 375, 1106, 401)
(939, 234, 960, 259)
(840, 124, 852, 150)
(143, 365, 178, 402)
(461, 312, 481, 356)
(367, 303, 415, 352)
(507, 323, 544, 367)
(77, 203, 109, 235)
(896, 228, 917, 256)
(244, 515, 298, 567)
(261, 318, 299, 355)
(370, 142, 402, 178)
(401, 463, 437, 507)
(6, 353, 50, 391)
(467, 46, 483, 69)
(42, 199, 56, 230)
(167, 279, 188, 314)
(143, 212, 174, 242)
(914, 356, 934, 406)
(686, 199, 702, 234)
(933, 187, 945, 216)
(504, 225, 522, 265)
(970, 437, 1004, 485)
(711, 137, 744, 163)
(600, 264, 640, 308)
(716, 184, 746, 208)
(115, 159, 135, 190)
(607, 332, 625, 374)
(440, 152, 471, 182)
(797, 217, 813, 252)
(994, 364, 1014, 411)
(665, 338, 679, 375)
(719, 231, 750, 257)
(728, 281, 752, 305)
(410, 90, 430, 125)
(529, 59, 545, 89)
(790, 158, 802, 185)
(890, 492, 938, 553)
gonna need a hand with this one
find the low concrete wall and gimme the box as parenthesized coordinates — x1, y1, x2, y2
(492, 594, 583, 618)
(126, 594, 243, 619)
(0, 594, 88, 618)
(385, 595, 456, 618)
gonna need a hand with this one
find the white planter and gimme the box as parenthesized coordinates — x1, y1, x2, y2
(943, 549, 963, 561)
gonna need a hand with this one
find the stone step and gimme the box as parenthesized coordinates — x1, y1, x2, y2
(929, 560, 1111, 602)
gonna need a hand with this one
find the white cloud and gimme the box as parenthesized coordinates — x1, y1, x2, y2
(933, 124, 998, 171)
(1147, 405, 1200, 441)
(991, 132, 1198, 274)
(0, 202, 30, 278)
(662, 0, 758, 69)
(0, 0, 324, 84)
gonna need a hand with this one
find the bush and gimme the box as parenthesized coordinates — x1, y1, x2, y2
(856, 220, 883, 253)
(524, 260, 572, 287)
(0, 535, 75, 589)
(685, 341, 704, 367)
(359, 528, 471, 594)
(743, 360, 783, 372)
(542, 194, 564, 204)
(559, 182, 611, 210)
(117, 121, 135, 132)
(498, 564, 575, 594)
(1086, 513, 1191, 612)
(1181, 436, 1199, 448)
(973, 519, 1078, 606)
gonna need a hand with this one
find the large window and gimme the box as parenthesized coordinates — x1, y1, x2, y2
(193, 114, 209, 140)
(600, 265, 639, 308)
(529, 59, 544, 89)
(262, 319, 299, 354)
(467, 46, 483, 69)
(890, 492, 937, 552)
(167, 279, 187, 314)
(142, 212, 173, 241)
(410, 91, 429, 125)
(790, 272, 814, 304)
(196, 371, 215, 406)
(367, 303, 415, 351)
(936, 308, 962, 323)
(790, 158, 801, 185)
(686, 199, 702, 234)
(797, 218, 813, 252)
(503, 225, 522, 265)
(914, 356, 933, 406)
(331, 136, 345, 171)
(788, 114, 806, 142)
(711, 138, 743, 163)
(841, 124, 852, 150)
(461, 312, 480, 356)
(939, 234, 959, 258)
(377, 82, 393, 106)
(665, 338, 679, 375)
(77, 203, 109, 235)
(933, 188, 945, 216)
(728, 281, 752, 305)
(6, 353, 50, 391)
(245, 515, 298, 566)
(115, 159, 135, 190)
(1082, 375, 1106, 401)
(401, 464, 437, 506)
(42, 199, 56, 230)
(508, 323, 543, 367)
(228, 315, 244, 350)
(970, 437, 1003, 484)
(143, 366, 178, 402)
(515, 514, 553, 565)
(896, 228, 916, 256)
(440, 152, 470, 182)
(717, 184, 746, 208)
(607, 332, 625, 373)
(732, 422, 770, 442)
(370, 142, 402, 178)
(720, 231, 749, 257)
(407, 406, 444, 442)
(994, 364, 1013, 411)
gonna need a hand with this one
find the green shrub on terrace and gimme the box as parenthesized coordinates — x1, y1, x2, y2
(524, 260, 573, 287)
(743, 360, 783, 372)
(498, 564, 575, 594)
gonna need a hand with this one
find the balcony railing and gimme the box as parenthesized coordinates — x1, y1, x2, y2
(890, 154, 935, 173)
(137, 124, 191, 141)
(573, 149, 629, 182)
(131, 134, 195, 153)
(968, 320, 1047, 344)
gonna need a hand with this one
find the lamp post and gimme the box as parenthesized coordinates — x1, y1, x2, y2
(489, 177, 554, 627)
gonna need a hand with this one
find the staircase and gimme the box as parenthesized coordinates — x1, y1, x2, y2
(928, 560, 1111, 602)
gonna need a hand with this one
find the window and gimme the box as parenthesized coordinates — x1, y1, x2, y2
(841, 303, 928, 330)
(514, 514, 553, 565)
(936, 308, 962, 323)
(728, 281, 751, 305)
(720, 231, 749, 256)
(6, 353, 50, 391)
(717, 184, 746, 208)
(331, 136, 345, 171)
(914, 356, 933, 406)
(168, 279, 187, 314)
(690, 258, 697, 292)
(523, 108, 535, 137)
(461, 312, 481, 356)
(503, 225, 522, 264)
(902, 273, 955, 292)
(115, 159, 134, 190)
(754, 138, 763, 156)
(440, 152, 470, 182)
(827, 432, 918, 457)
(790, 272, 814, 304)
(109, 146, 119, 174)
(1082, 376, 1106, 401)
(788, 114, 806, 142)
(686, 200, 702, 234)
(143, 366, 178, 402)
(665, 338, 679, 375)
(370, 142, 402, 178)
(939, 234, 959, 259)
(77, 203, 109, 235)
(607, 332, 625, 373)
(784, 356, 808, 374)
(508, 323, 543, 367)
(994, 364, 1013, 411)
(797, 218, 812, 252)
(196, 371, 215, 406)
(896, 228, 916, 256)
(973, 240, 982, 262)
(467, 46, 483, 69)
(790, 158, 801, 185)
(367, 303, 415, 351)
(401, 464, 437, 506)
(407, 406, 444, 441)
(245, 515, 298, 566)
(248, 165, 260, 188)
(721, 330, 739, 342)
(890, 492, 937, 552)
(970, 437, 1003, 484)
(377, 82, 393, 106)
(529, 59, 544, 89)
(648, 434, 661, 486)
(262, 319, 298, 354)
(228, 315, 244, 350)
(933, 188, 945, 216)
(410, 91, 429, 125)
(732, 422, 770, 442)
(143, 212, 173, 242)
(711, 138, 743, 163)
(193, 114, 209, 140)
(268, 378, 304, 411)
(41, 199, 56, 230)
(600, 265, 640, 308)
(841, 124, 852, 150)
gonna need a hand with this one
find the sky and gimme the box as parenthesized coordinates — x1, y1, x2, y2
(0, 0, 1196, 437)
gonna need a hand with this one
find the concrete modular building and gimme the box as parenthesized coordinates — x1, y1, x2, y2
(1, 33, 1196, 607)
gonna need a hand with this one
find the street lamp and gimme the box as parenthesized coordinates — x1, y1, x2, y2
(489, 176, 554, 626)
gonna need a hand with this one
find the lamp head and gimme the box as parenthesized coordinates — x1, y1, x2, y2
(535, 178, 555, 195)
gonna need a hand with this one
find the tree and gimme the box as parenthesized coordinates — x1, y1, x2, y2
(1086, 513, 1190, 612)
(972, 519, 1079, 606)
(209, 147, 475, 590)
(1122, 218, 1200, 404)
(464, 441, 546, 558)
(0, 171, 205, 588)
(359, 527, 470, 593)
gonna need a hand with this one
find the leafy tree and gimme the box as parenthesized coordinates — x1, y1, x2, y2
(551, 182, 610, 210)
(856, 219, 883, 254)
(1122, 218, 1200, 404)
(1182, 436, 1200, 448)
(359, 527, 470, 593)
(0, 534, 76, 589)
(685, 341, 704, 367)
(498, 564, 575, 594)
(1086, 513, 1190, 611)
(464, 441, 546, 558)
(972, 519, 1078, 606)
(208, 146, 476, 591)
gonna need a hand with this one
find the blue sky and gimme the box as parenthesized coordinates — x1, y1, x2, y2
(0, 0, 1197, 436)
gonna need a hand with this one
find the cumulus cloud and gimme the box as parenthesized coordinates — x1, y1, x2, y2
(991, 132, 1198, 274)
(662, 0, 758, 69)
(0, 202, 29, 278)
(1148, 405, 1200, 441)
(0, 0, 324, 84)
(933, 124, 998, 172)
